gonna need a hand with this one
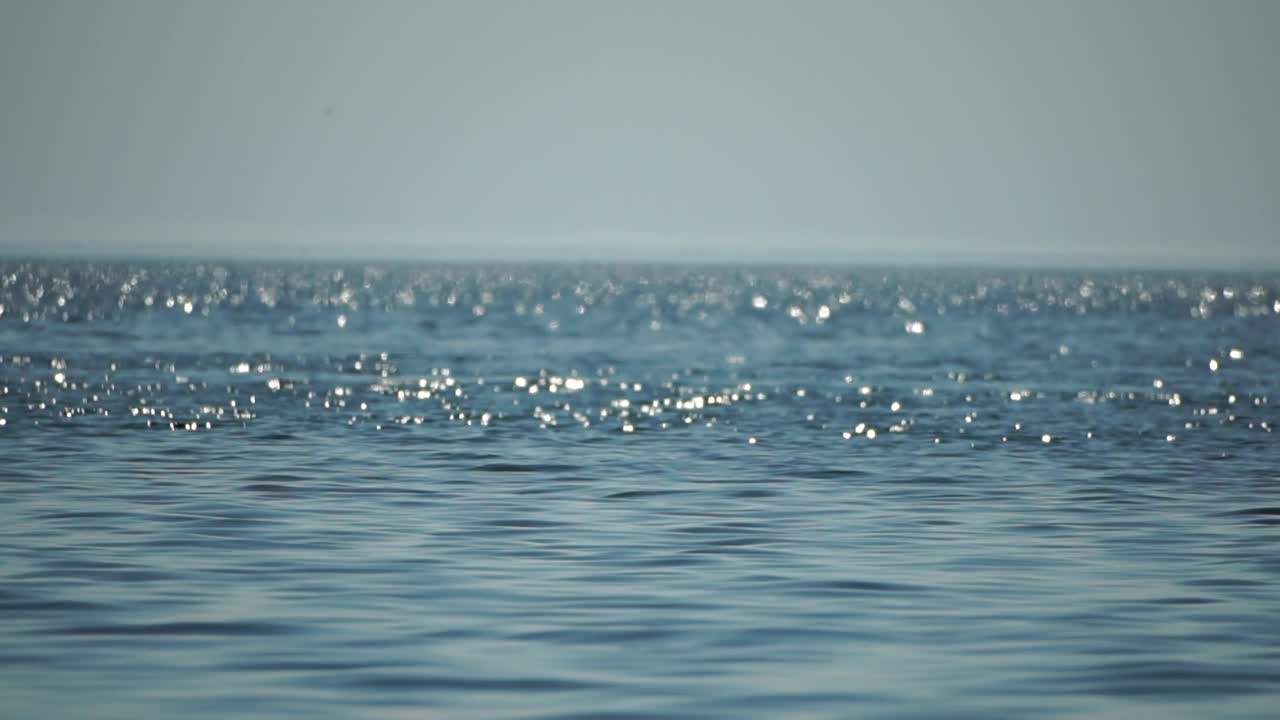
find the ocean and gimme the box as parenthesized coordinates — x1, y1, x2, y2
(1, 260, 1278, 719)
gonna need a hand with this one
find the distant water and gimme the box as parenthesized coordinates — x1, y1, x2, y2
(2, 261, 1279, 719)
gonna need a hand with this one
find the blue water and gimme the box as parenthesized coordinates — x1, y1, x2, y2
(2, 261, 1279, 719)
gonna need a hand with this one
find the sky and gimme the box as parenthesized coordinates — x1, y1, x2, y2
(1, 0, 1277, 267)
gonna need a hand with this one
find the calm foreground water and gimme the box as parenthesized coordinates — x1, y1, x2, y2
(2, 261, 1279, 719)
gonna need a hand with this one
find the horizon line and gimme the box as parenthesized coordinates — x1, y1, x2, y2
(2, 249, 1277, 274)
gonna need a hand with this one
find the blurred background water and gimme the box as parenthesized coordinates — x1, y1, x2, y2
(1, 260, 1278, 719)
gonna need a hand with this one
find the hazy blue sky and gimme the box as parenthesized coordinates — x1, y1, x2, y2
(1, 0, 1277, 266)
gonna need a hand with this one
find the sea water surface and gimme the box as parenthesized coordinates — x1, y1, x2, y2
(1, 261, 1278, 719)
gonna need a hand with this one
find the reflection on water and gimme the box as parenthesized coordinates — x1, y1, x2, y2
(2, 262, 1279, 718)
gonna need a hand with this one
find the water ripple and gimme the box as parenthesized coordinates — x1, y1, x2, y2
(1, 262, 1278, 718)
